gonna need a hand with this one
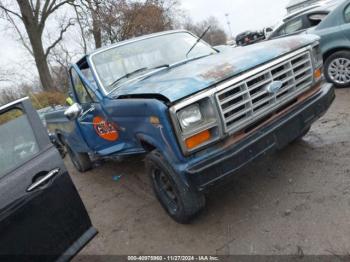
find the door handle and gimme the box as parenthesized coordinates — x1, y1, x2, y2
(27, 168, 60, 192)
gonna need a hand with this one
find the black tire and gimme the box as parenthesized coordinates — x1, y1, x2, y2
(324, 51, 350, 88)
(65, 143, 92, 172)
(145, 151, 205, 224)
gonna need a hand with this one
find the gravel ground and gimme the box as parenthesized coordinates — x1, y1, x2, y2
(70, 88, 350, 256)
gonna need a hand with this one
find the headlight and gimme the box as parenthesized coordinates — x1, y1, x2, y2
(311, 43, 323, 82)
(171, 97, 221, 154)
(178, 104, 202, 130)
(312, 44, 322, 68)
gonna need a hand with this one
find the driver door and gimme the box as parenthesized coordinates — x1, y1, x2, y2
(0, 98, 96, 260)
(70, 67, 123, 155)
(342, 2, 350, 42)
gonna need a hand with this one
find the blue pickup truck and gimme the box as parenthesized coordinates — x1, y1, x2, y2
(45, 30, 334, 223)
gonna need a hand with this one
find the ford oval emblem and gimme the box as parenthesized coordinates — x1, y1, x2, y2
(266, 81, 283, 94)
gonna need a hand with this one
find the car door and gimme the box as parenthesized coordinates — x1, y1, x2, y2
(0, 98, 97, 260)
(341, 2, 350, 41)
(70, 66, 123, 155)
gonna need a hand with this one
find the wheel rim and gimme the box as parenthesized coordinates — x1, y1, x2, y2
(153, 168, 179, 214)
(328, 57, 350, 85)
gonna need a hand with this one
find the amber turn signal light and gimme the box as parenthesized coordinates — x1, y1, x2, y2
(314, 68, 322, 79)
(185, 130, 211, 149)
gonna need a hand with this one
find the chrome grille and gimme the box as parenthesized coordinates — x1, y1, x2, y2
(216, 51, 313, 134)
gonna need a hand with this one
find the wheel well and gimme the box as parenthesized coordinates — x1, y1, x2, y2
(56, 132, 65, 145)
(323, 47, 350, 62)
(140, 139, 156, 152)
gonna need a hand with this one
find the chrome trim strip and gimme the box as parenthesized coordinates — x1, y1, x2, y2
(0, 97, 29, 112)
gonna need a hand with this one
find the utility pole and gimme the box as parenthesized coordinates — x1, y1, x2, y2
(225, 13, 233, 40)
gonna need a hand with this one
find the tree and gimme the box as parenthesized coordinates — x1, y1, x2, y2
(73, 0, 103, 50)
(74, 0, 180, 48)
(0, 0, 75, 91)
(184, 16, 227, 46)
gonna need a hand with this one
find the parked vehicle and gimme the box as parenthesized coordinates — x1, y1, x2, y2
(37, 106, 66, 157)
(269, 2, 339, 40)
(309, 0, 350, 87)
(0, 97, 96, 260)
(268, 0, 350, 87)
(235, 30, 265, 46)
(45, 30, 334, 223)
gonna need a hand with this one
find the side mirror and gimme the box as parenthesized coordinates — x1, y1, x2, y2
(64, 103, 82, 121)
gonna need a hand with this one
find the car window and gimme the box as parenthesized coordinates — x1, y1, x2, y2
(345, 4, 350, 23)
(273, 26, 285, 37)
(285, 17, 304, 34)
(71, 69, 95, 104)
(0, 108, 39, 178)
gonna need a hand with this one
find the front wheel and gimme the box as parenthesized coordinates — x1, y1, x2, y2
(145, 151, 205, 224)
(65, 144, 92, 172)
(324, 51, 350, 88)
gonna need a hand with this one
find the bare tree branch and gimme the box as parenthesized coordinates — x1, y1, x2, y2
(73, 4, 88, 54)
(0, 2, 22, 20)
(40, 0, 73, 27)
(45, 19, 75, 58)
(34, 0, 41, 22)
(5, 12, 34, 56)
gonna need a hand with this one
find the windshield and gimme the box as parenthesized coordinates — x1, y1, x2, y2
(91, 32, 216, 93)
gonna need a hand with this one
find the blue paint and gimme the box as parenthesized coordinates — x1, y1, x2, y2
(45, 31, 320, 190)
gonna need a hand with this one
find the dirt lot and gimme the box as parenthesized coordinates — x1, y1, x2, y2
(70, 88, 350, 256)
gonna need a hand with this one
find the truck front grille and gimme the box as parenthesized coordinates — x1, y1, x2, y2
(216, 51, 313, 134)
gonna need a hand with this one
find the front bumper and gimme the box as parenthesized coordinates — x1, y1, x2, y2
(186, 82, 335, 191)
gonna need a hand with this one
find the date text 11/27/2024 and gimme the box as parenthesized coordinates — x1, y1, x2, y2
(127, 256, 220, 261)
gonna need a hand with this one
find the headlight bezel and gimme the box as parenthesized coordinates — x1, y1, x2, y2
(311, 42, 323, 68)
(169, 91, 222, 155)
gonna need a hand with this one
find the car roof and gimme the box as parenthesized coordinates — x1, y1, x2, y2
(283, 0, 340, 22)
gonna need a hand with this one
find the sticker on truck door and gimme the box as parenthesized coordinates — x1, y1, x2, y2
(93, 116, 119, 141)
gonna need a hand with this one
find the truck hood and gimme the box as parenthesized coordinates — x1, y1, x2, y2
(111, 35, 319, 103)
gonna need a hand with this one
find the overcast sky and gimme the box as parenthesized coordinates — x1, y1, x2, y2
(0, 0, 290, 85)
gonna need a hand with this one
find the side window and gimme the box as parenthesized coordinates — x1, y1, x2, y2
(285, 17, 304, 34)
(275, 26, 286, 37)
(0, 108, 39, 178)
(345, 4, 350, 23)
(71, 69, 95, 104)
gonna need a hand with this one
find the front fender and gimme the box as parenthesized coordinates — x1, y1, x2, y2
(135, 131, 192, 188)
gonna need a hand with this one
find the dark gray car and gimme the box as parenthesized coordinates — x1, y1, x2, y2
(0, 97, 97, 260)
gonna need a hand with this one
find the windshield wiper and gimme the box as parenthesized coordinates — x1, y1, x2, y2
(108, 67, 148, 89)
(185, 26, 211, 59)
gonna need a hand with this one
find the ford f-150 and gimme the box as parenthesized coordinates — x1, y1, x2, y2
(45, 30, 335, 223)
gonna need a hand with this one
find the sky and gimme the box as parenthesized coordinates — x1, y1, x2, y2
(0, 0, 290, 86)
